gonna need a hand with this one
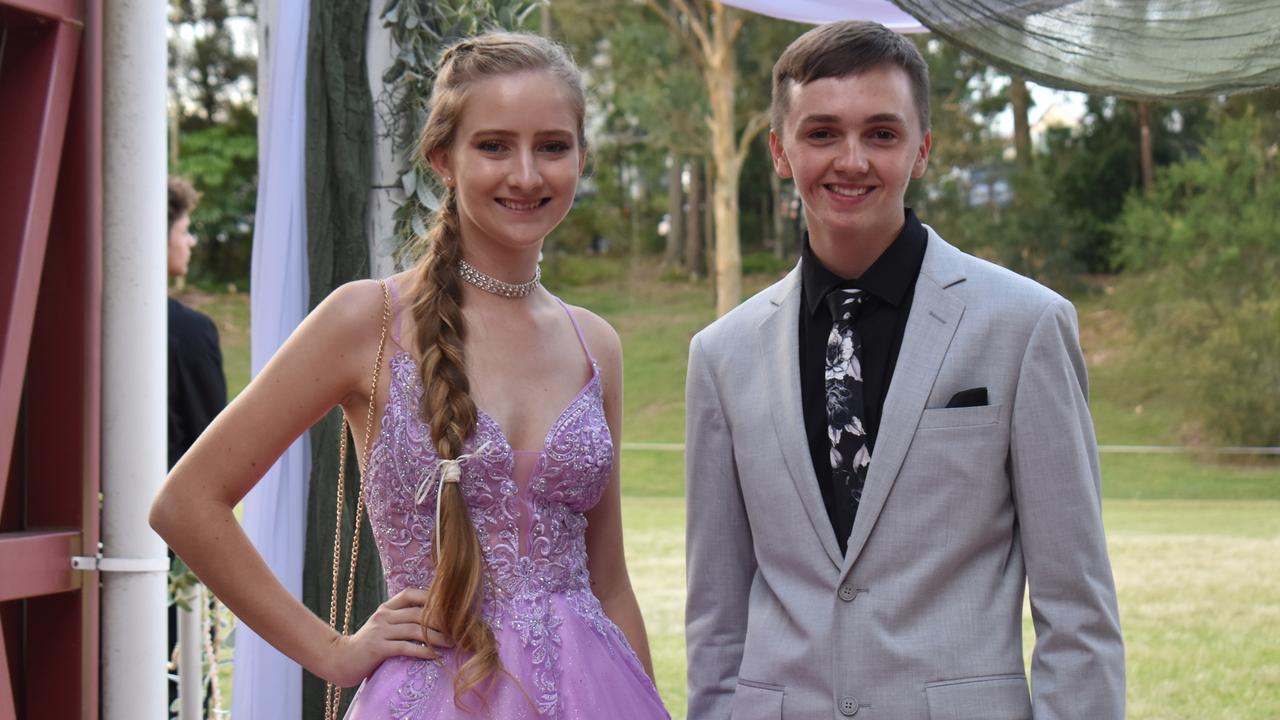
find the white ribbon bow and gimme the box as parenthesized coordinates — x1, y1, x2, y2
(415, 441, 492, 560)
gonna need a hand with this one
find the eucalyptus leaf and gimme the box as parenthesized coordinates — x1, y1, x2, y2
(417, 179, 439, 210)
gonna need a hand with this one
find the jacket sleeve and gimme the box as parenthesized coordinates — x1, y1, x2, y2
(685, 333, 756, 720)
(1010, 299, 1125, 718)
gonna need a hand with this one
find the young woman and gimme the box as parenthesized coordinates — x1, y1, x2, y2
(151, 32, 670, 719)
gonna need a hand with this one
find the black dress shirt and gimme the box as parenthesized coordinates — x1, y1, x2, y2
(799, 209, 927, 554)
(168, 297, 228, 469)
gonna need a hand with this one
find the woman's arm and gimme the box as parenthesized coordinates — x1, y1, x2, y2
(150, 280, 435, 686)
(579, 311, 658, 683)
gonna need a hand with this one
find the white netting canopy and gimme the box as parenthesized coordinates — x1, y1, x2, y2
(723, 0, 1280, 98)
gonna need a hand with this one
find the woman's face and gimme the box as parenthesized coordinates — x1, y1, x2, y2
(430, 70, 585, 263)
(168, 213, 197, 279)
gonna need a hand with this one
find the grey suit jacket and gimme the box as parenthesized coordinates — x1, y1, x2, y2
(685, 229, 1124, 720)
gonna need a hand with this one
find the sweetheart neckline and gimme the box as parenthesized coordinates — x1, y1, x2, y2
(379, 349, 602, 460)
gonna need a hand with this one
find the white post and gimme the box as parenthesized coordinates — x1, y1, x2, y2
(366, 6, 403, 278)
(178, 586, 204, 719)
(102, 1, 170, 719)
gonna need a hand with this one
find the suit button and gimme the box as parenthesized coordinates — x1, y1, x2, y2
(839, 695, 859, 716)
(838, 583, 857, 602)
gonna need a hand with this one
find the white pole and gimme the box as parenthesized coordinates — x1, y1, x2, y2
(366, 4, 401, 277)
(102, 1, 170, 718)
(178, 586, 204, 719)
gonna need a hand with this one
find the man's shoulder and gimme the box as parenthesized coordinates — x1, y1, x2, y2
(923, 227, 1069, 319)
(168, 297, 219, 345)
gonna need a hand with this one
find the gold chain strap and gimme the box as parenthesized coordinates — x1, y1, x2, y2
(325, 279, 391, 720)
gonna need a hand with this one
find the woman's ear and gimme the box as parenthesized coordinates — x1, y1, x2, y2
(428, 148, 453, 186)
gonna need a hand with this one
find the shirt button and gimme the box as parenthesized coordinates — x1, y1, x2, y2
(839, 695, 859, 716)
(838, 583, 857, 602)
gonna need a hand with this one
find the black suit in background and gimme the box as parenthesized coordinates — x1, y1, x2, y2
(168, 297, 227, 469)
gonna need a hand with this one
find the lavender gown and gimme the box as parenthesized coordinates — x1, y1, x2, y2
(344, 283, 669, 719)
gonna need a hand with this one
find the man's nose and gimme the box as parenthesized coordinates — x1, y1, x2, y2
(833, 140, 869, 174)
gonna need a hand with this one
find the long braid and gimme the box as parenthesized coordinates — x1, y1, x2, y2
(404, 30, 587, 710)
(408, 187, 501, 708)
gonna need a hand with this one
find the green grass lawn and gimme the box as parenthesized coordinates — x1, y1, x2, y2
(201, 264, 1279, 718)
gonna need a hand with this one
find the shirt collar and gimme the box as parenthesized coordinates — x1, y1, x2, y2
(801, 208, 927, 317)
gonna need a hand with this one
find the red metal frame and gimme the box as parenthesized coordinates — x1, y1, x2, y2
(0, 1, 100, 718)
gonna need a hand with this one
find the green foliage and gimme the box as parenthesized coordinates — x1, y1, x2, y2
(542, 253, 626, 288)
(378, 0, 540, 260)
(1113, 111, 1280, 445)
(1040, 97, 1212, 272)
(169, 0, 259, 287)
(740, 251, 792, 277)
(169, 0, 257, 129)
(173, 109, 258, 287)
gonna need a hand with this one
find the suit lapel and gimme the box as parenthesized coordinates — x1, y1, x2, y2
(841, 232, 967, 574)
(757, 268, 844, 570)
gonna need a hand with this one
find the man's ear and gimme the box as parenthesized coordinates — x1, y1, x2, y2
(768, 129, 793, 179)
(427, 148, 453, 186)
(911, 130, 932, 179)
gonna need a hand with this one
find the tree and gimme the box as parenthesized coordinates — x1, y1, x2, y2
(169, 0, 259, 287)
(644, 1, 772, 316)
(1114, 108, 1280, 445)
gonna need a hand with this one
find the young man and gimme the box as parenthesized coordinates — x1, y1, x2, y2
(684, 21, 1124, 720)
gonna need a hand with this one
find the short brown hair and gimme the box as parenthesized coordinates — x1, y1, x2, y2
(167, 177, 200, 229)
(771, 21, 930, 135)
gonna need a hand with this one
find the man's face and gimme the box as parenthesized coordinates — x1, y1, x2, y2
(769, 65, 931, 253)
(168, 213, 196, 279)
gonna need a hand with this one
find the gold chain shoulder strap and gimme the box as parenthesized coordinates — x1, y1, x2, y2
(325, 279, 391, 720)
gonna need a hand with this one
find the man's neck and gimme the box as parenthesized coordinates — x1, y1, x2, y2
(807, 218, 904, 280)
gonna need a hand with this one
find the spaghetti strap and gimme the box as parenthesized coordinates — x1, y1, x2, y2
(385, 276, 403, 347)
(554, 297, 596, 367)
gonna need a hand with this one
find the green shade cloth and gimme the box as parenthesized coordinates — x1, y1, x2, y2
(892, 0, 1280, 98)
(303, 1, 379, 717)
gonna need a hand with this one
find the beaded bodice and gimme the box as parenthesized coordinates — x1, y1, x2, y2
(363, 349, 614, 607)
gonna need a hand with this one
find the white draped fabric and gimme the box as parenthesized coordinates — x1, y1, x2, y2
(235, 0, 310, 716)
(718, 0, 924, 30)
(719, 0, 1280, 98)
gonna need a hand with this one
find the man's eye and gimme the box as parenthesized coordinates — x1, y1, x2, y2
(870, 130, 897, 141)
(807, 130, 835, 141)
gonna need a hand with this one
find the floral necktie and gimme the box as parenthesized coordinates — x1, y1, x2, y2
(824, 288, 871, 522)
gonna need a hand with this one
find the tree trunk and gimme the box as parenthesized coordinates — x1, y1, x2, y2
(664, 155, 683, 267)
(769, 158, 785, 258)
(703, 156, 715, 286)
(1010, 74, 1032, 170)
(686, 159, 704, 278)
(1137, 100, 1155, 194)
(707, 4, 741, 316)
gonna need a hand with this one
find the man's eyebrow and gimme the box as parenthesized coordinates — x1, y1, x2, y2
(797, 114, 842, 125)
(796, 112, 908, 126)
(865, 112, 907, 125)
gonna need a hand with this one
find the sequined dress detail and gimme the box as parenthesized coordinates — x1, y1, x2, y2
(344, 283, 668, 719)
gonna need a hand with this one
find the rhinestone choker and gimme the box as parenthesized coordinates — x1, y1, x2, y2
(458, 259, 541, 298)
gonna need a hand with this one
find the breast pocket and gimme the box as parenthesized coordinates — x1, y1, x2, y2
(731, 679, 784, 720)
(917, 403, 1003, 430)
(924, 673, 1030, 720)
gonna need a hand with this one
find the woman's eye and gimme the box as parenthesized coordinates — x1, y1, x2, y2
(478, 141, 507, 153)
(541, 141, 572, 154)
